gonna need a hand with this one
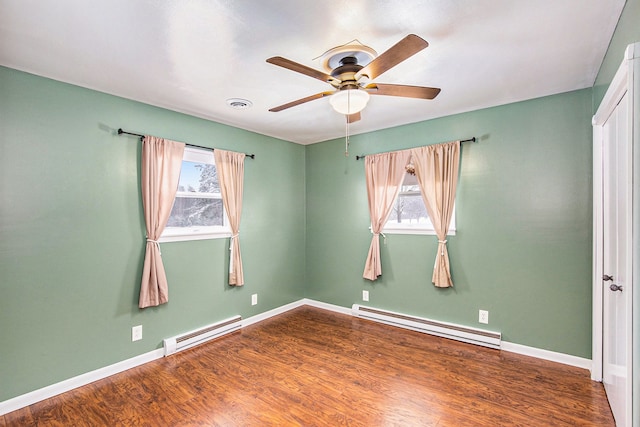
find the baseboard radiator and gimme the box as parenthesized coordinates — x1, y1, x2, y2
(352, 304, 501, 349)
(163, 315, 242, 356)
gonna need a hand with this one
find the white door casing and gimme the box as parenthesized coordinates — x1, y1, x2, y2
(592, 42, 638, 427)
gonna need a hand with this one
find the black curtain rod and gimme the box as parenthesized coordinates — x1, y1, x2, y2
(355, 137, 477, 160)
(117, 128, 256, 159)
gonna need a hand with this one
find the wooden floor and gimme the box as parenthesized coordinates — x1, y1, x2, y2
(3, 306, 614, 426)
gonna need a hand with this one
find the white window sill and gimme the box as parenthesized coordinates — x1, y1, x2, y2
(381, 227, 456, 236)
(159, 229, 231, 243)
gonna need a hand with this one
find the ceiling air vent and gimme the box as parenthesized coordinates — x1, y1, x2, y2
(226, 98, 253, 110)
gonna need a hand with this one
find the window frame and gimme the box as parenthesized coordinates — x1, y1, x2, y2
(159, 147, 231, 243)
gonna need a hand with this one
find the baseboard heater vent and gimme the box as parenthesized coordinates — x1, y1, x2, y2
(352, 304, 501, 349)
(163, 315, 242, 356)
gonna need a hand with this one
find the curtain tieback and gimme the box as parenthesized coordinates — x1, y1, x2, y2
(438, 239, 447, 256)
(230, 234, 239, 251)
(228, 234, 240, 273)
(373, 231, 387, 245)
(146, 238, 161, 255)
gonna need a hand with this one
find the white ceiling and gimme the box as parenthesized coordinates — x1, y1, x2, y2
(0, 0, 625, 145)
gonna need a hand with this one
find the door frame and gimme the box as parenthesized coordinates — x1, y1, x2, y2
(592, 42, 638, 426)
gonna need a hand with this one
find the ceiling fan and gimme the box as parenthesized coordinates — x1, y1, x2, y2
(266, 34, 441, 123)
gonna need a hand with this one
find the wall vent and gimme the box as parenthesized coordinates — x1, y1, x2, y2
(163, 315, 242, 356)
(352, 304, 501, 349)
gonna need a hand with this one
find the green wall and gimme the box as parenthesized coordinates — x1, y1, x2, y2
(306, 89, 593, 358)
(0, 66, 306, 401)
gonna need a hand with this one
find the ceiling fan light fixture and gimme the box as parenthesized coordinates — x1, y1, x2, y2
(329, 89, 370, 115)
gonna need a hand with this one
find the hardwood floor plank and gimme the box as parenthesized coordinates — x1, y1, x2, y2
(2, 408, 34, 426)
(2, 306, 614, 426)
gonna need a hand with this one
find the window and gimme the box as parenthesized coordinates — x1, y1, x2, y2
(383, 171, 456, 235)
(160, 147, 231, 242)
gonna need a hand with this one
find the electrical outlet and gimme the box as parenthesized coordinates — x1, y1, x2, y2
(251, 294, 258, 306)
(479, 310, 489, 324)
(362, 290, 369, 302)
(132, 325, 143, 342)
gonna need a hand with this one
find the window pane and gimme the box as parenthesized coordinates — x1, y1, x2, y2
(161, 147, 230, 242)
(167, 197, 224, 227)
(177, 161, 220, 194)
(168, 156, 223, 228)
(389, 192, 430, 225)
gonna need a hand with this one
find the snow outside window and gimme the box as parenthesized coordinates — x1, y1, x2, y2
(160, 147, 231, 242)
(382, 171, 456, 236)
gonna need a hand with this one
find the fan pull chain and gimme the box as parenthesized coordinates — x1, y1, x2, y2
(345, 90, 351, 157)
(345, 117, 350, 157)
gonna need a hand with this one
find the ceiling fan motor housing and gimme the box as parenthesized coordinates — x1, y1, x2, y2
(331, 56, 364, 90)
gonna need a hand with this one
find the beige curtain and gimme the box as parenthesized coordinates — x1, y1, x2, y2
(139, 136, 185, 308)
(411, 141, 460, 287)
(214, 149, 246, 286)
(363, 150, 412, 281)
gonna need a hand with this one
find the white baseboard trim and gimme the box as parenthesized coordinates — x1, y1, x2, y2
(240, 299, 351, 328)
(501, 341, 592, 371)
(0, 298, 593, 416)
(242, 299, 306, 327)
(0, 348, 164, 416)
(301, 298, 352, 315)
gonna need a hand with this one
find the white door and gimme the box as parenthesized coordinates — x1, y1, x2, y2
(601, 92, 631, 426)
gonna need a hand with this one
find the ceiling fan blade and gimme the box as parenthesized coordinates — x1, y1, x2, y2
(366, 83, 440, 99)
(347, 112, 361, 123)
(269, 91, 334, 112)
(355, 34, 429, 81)
(267, 56, 337, 84)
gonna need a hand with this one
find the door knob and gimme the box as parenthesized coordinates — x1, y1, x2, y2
(603, 274, 614, 281)
(609, 284, 623, 292)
